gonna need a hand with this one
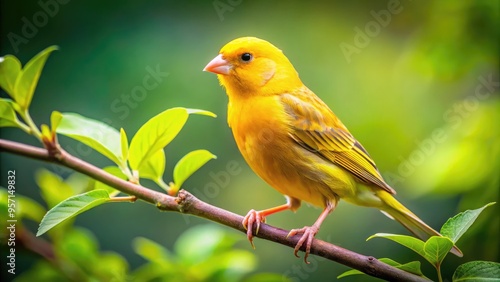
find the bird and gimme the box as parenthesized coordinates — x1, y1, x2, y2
(203, 36, 462, 263)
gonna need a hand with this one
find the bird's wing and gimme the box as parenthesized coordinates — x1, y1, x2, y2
(280, 90, 395, 194)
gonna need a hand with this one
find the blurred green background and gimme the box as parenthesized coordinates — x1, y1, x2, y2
(1, 0, 498, 281)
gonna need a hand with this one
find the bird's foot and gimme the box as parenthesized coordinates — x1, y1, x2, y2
(242, 209, 266, 249)
(287, 225, 319, 264)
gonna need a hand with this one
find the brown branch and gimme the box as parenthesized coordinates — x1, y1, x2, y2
(0, 139, 428, 282)
(16, 226, 55, 262)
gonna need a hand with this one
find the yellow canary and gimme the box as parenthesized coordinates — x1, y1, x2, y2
(203, 37, 462, 262)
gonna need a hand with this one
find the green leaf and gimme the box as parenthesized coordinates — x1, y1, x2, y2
(131, 238, 176, 280)
(57, 228, 99, 266)
(14, 46, 58, 109)
(131, 264, 171, 282)
(368, 233, 454, 268)
(382, 259, 424, 277)
(94, 252, 129, 281)
(0, 98, 25, 128)
(133, 237, 174, 265)
(36, 169, 76, 209)
(175, 224, 240, 264)
(337, 269, 364, 279)
(95, 166, 127, 197)
(197, 249, 256, 281)
(453, 261, 500, 282)
(441, 202, 496, 243)
(174, 224, 256, 281)
(50, 111, 62, 133)
(56, 112, 122, 166)
(37, 190, 110, 236)
(120, 128, 128, 163)
(128, 107, 217, 171)
(337, 258, 425, 279)
(186, 108, 217, 118)
(129, 108, 188, 170)
(0, 55, 22, 96)
(17, 194, 47, 223)
(423, 236, 454, 267)
(368, 233, 426, 258)
(138, 149, 165, 183)
(63, 172, 92, 195)
(173, 149, 217, 189)
(41, 124, 51, 140)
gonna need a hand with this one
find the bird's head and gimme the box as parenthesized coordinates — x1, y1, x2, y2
(204, 37, 303, 97)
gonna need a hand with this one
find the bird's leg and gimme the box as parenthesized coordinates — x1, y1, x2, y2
(243, 203, 292, 248)
(287, 201, 336, 264)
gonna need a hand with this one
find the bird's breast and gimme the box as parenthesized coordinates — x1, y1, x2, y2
(228, 95, 291, 163)
(228, 95, 334, 207)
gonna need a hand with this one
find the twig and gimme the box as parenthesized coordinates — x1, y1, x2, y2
(0, 138, 428, 282)
(16, 227, 55, 262)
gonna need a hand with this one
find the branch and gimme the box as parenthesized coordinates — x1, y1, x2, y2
(16, 226, 55, 262)
(0, 139, 428, 282)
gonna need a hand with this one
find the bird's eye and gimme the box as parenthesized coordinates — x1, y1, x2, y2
(240, 53, 252, 62)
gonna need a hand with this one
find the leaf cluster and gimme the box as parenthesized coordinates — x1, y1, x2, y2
(339, 203, 499, 281)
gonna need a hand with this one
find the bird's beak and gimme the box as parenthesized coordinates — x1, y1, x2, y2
(203, 54, 231, 75)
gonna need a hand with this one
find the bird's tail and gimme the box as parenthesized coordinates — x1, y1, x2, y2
(376, 190, 463, 257)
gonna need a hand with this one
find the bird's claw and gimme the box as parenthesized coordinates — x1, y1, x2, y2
(242, 209, 266, 249)
(287, 225, 319, 264)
